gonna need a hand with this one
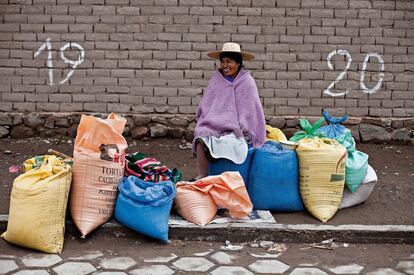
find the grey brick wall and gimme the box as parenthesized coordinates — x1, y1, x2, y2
(0, 0, 413, 118)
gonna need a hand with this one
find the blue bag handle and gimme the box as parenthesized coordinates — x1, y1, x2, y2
(323, 111, 348, 124)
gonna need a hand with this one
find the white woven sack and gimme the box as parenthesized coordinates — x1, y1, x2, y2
(340, 165, 377, 209)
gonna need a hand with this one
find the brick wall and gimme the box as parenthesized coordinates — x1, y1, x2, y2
(0, 0, 413, 119)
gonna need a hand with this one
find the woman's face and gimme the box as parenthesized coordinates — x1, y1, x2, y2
(220, 57, 240, 78)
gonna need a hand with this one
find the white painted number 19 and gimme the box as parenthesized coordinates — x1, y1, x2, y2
(34, 38, 85, 85)
(324, 49, 385, 97)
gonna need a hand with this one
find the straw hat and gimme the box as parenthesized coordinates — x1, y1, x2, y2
(207, 42, 255, 61)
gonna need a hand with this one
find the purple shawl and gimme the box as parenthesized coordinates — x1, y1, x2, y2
(193, 69, 266, 152)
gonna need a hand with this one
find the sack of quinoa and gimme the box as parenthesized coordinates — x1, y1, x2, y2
(114, 176, 176, 241)
(174, 172, 252, 226)
(2, 155, 72, 253)
(70, 113, 128, 238)
(296, 138, 347, 222)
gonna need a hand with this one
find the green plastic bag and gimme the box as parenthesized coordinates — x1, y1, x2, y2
(346, 151, 369, 192)
(289, 117, 326, 143)
(335, 130, 368, 193)
(335, 129, 356, 153)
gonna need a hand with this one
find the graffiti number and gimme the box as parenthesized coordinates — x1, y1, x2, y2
(324, 50, 385, 97)
(59, 42, 85, 84)
(34, 38, 53, 85)
(323, 49, 353, 97)
(34, 38, 85, 85)
(360, 53, 385, 94)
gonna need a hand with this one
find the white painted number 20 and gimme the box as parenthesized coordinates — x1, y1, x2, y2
(34, 38, 85, 85)
(324, 49, 384, 97)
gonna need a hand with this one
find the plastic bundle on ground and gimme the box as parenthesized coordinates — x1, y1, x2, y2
(335, 130, 369, 193)
(2, 155, 72, 253)
(114, 176, 176, 241)
(316, 111, 349, 138)
(208, 147, 255, 186)
(296, 138, 347, 222)
(265, 125, 287, 142)
(70, 113, 128, 237)
(248, 141, 304, 212)
(340, 165, 377, 209)
(289, 117, 326, 143)
(175, 172, 252, 226)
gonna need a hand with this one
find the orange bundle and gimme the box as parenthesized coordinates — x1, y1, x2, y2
(175, 172, 252, 226)
(70, 113, 128, 237)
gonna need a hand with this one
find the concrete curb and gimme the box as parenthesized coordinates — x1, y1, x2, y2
(1, 215, 413, 244)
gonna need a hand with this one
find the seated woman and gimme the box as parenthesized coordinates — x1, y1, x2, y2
(192, 42, 266, 180)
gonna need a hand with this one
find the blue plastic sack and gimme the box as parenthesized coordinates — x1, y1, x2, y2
(316, 111, 349, 139)
(248, 141, 304, 212)
(114, 176, 176, 241)
(208, 147, 255, 188)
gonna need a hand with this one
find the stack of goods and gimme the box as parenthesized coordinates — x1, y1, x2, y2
(1, 112, 182, 250)
(2, 155, 72, 253)
(286, 111, 376, 221)
(70, 113, 128, 238)
(1, 109, 382, 255)
(316, 111, 373, 208)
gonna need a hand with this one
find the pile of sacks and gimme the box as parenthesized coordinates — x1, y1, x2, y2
(2, 111, 377, 254)
(2, 113, 255, 254)
(208, 111, 377, 223)
(2, 114, 178, 253)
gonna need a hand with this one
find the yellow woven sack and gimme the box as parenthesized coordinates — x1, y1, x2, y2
(2, 155, 72, 253)
(265, 125, 287, 142)
(296, 138, 347, 222)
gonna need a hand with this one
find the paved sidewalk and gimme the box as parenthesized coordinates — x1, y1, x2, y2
(1, 215, 413, 245)
(0, 234, 413, 275)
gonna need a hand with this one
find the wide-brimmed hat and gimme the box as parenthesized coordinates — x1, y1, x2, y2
(207, 42, 255, 61)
